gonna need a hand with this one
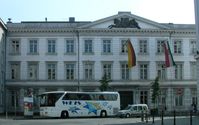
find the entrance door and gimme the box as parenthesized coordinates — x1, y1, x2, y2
(119, 91, 133, 109)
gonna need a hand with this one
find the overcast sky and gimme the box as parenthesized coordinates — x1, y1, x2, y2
(0, 0, 195, 24)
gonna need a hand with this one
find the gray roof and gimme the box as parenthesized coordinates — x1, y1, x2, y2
(161, 23, 195, 30)
(6, 21, 91, 30)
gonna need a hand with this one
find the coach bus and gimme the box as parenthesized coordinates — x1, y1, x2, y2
(39, 91, 120, 118)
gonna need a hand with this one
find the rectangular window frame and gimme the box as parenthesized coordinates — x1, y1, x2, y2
(29, 39, 38, 54)
(28, 62, 38, 80)
(139, 39, 148, 54)
(120, 62, 129, 80)
(156, 63, 166, 80)
(156, 39, 167, 54)
(102, 39, 112, 54)
(65, 62, 76, 80)
(10, 39, 20, 55)
(84, 40, 93, 54)
(10, 62, 20, 80)
(46, 62, 57, 80)
(120, 39, 128, 54)
(47, 39, 56, 54)
(139, 63, 148, 80)
(174, 63, 183, 80)
(65, 39, 75, 54)
(190, 39, 196, 54)
(173, 39, 182, 54)
(102, 62, 112, 80)
(84, 61, 94, 80)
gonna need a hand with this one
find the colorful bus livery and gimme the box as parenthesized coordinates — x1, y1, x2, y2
(39, 91, 120, 118)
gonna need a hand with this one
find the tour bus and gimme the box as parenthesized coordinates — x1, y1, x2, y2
(39, 91, 120, 118)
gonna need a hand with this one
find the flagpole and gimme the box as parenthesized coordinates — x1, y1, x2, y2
(165, 31, 175, 112)
(169, 31, 173, 112)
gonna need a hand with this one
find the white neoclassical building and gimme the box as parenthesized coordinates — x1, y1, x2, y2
(4, 12, 198, 113)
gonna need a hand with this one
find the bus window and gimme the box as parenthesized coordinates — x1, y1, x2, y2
(99, 95, 105, 100)
(40, 93, 63, 106)
(79, 94, 91, 100)
(65, 93, 79, 100)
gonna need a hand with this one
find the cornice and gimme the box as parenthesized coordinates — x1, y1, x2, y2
(7, 27, 195, 35)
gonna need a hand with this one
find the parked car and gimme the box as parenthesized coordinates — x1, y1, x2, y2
(117, 104, 149, 118)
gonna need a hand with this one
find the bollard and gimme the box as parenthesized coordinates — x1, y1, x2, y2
(161, 110, 164, 125)
(190, 110, 192, 125)
(152, 110, 155, 123)
(173, 110, 176, 125)
(145, 112, 148, 123)
(141, 110, 144, 122)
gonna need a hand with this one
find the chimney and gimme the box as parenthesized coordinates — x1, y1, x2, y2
(69, 17, 75, 22)
(7, 18, 12, 23)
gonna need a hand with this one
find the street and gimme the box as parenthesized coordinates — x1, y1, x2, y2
(0, 116, 199, 125)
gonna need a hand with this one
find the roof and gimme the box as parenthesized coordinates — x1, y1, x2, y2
(5, 12, 195, 31)
(0, 18, 7, 30)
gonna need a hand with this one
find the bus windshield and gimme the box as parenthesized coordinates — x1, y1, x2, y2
(40, 92, 64, 106)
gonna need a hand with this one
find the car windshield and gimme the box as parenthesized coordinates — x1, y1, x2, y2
(124, 105, 132, 110)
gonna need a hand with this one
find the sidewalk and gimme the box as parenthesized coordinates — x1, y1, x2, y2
(131, 116, 199, 125)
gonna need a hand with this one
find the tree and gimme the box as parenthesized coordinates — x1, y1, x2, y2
(150, 76, 160, 115)
(151, 76, 160, 105)
(99, 73, 111, 91)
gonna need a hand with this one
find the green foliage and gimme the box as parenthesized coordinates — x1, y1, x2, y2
(151, 76, 160, 104)
(99, 73, 111, 91)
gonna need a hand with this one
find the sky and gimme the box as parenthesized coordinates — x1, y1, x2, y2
(0, 0, 195, 24)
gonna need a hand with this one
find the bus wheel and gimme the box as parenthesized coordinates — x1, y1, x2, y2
(100, 110, 107, 118)
(61, 111, 68, 118)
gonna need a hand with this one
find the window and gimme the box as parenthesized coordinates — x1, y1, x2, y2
(191, 89, 197, 105)
(84, 62, 94, 80)
(173, 40, 182, 54)
(140, 91, 148, 104)
(65, 63, 75, 80)
(10, 63, 20, 80)
(84, 40, 93, 53)
(157, 40, 166, 54)
(28, 63, 38, 80)
(139, 63, 148, 80)
(47, 63, 56, 80)
(175, 89, 183, 106)
(190, 40, 196, 54)
(139, 39, 148, 54)
(174, 63, 183, 80)
(158, 89, 166, 106)
(10, 40, 20, 54)
(66, 39, 75, 53)
(121, 40, 128, 53)
(102, 63, 112, 79)
(11, 91, 19, 107)
(103, 40, 111, 53)
(157, 63, 166, 80)
(121, 63, 129, 80)
(47, 40, 56, 53)
(190, 62, 196, 80)
(29, 40, 38, 54)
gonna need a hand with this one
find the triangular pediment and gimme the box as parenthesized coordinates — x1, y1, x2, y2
(79, 12, 169, 29)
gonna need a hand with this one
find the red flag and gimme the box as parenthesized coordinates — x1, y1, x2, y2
(163, 41, 176, 67)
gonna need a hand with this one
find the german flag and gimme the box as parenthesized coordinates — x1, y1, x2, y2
(127, 39, 136, 68)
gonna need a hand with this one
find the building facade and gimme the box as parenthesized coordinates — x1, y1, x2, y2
(4, 12, 197, 113)
(0, 19, 6, 113)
